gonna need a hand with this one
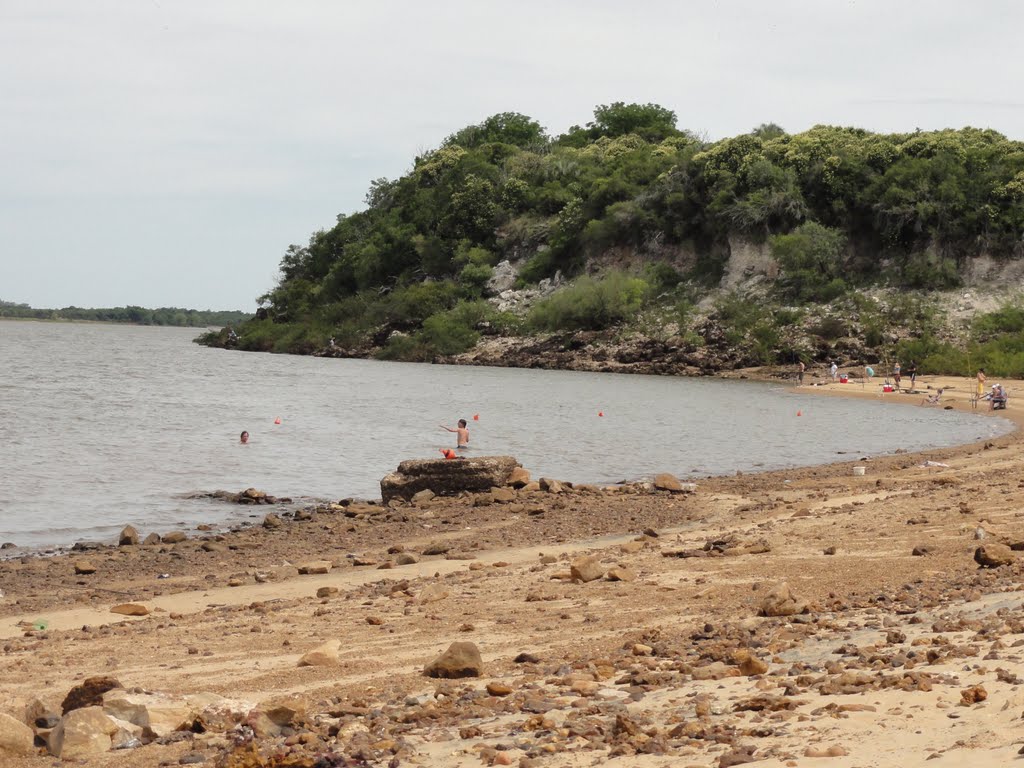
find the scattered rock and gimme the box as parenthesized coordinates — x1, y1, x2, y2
(411, 489, 435, 504)
(0, 711, 34, 757)
(486, 682, 512, 696)
(416, 584, 450, 604)
(297, 561, 332, 575)
(110, 603, 150, 616)
(118, 526, 139, 546)
(570, 555, 605, 583)
(606, 566, 636, 582)
(316, 586, 339, 598)
(491, 487, 516, 503)
(804, 745, 849, 758)
(759, 582, 808, 617)
(960, 685, 988, 705)
(73, 560, 97, 575)
(507, 467, 531, 488)
(62, 676, 123, 714)
(424, 642, 483, 678)
(974, 544, 1014, 568)
(733, 649, 769, 676)
(101, 690, 193, 737)
(162, 531, 187, 544)
(298, 640, 341, 668)
(912, 545, 931, 556)
(262, 513, 282, 529)
(396, 552, 419, 566)
(143, 533, 161, 546)
(653, 473, 683, 492)
(539, 477, 564, 494)
(47, 707, 119, 759)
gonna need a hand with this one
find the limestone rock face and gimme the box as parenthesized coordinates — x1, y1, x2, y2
(759, 582, 809, 617)
(101, 690, 194, 738)
(0, 712, 34, 757)
(380, 456, 520, 503)
(48, 707, 119, 759)
(424, 642, 484, 678)
(975, 543, 1015, 568)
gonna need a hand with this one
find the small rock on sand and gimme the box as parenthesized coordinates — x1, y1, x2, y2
(297, 561, 331, 574)
(759, 582, 808, 617)
(570, 555, 605, 583)
(110, 603, 150, 616)
(424, 642, 483, 678)
(606, 567, 636, 582)
(507, 467, 531, 488)
(162, 531, 187, 544)
(653, 473, 683, 491)
(974, 544, 1014, 568)
(74, 560, 97, 575)
(118, 526, 138, 546)
(298, 640, 341, 667)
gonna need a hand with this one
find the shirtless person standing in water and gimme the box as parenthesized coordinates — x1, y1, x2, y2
(440, 419, 470, 449)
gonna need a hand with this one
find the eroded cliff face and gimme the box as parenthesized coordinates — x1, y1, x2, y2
(720, 237, 777, 290)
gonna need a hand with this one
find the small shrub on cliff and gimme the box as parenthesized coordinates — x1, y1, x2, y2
(527, 271, 649, 331)
(771, 222, 848, 303)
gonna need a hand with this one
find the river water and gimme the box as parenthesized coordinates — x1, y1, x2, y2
(0, 321, 1013, 549)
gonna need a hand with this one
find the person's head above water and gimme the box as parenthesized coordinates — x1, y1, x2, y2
(240, 431, 249, 444)
(458, 419, 467, 428)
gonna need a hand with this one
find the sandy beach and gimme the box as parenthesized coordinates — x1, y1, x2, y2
(2, 373, 1023, 767)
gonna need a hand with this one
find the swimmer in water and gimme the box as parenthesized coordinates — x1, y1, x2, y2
(440, 419, 469, 449)
(240, 430, 249, 444)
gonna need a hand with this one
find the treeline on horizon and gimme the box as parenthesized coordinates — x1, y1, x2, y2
(0, 300, 249, 328)
(211, 102, 1024, 371)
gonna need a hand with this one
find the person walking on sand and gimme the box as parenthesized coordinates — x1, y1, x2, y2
(906, 360, 918, 389)
(893, 361, 901, 391)
(797, 360, 805, 385)
(830, 361, 838, 382)
(977, 368, 987, 400)
(440, 419, 470, 449)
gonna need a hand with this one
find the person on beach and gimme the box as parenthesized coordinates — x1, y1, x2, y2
(830, 361, 838, 382)
(977, 368, 987, 399)
(440, 419, 470, 449)
(907, 360, 918, 388)
(893, 361, 901, 391)
(798, 360, 805, 385)
(239, 431, 249, 444)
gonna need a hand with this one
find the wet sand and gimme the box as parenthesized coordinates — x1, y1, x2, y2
(1, 374, 1023, 767)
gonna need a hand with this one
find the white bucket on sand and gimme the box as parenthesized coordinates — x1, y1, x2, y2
(852, 466, 866, 476)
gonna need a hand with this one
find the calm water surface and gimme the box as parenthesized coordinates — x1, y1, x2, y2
(0, 322, 1013, 549)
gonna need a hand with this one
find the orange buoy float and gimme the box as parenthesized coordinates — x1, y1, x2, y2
(274, 417, 282, 425)
(797, 410, 802, 417)
(473, 414, 479, 421)
(439, 448, 458, 459)
(598, 411, 604, 417)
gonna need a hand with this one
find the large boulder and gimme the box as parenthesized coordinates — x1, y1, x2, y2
(0, 712, 34, 757)
(759, 582, 809, 617)
(101, 690, 194, 738)
(975, 544, 1015, 568)
(48, 707, 120, 759)
(381, 456, 520, 503)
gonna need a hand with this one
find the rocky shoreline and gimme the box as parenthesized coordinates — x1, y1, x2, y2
(1, 376, 1023, 767)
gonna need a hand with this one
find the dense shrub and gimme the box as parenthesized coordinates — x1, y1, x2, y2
(527, 271, 649, 332)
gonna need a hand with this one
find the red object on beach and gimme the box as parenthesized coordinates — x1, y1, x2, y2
(440, 448, 457, 459)
(839, 374, 849, 384)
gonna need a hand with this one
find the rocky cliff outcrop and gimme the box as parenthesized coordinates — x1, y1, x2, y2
(380, 456, 521, 502)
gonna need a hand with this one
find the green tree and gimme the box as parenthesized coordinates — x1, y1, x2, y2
(770, 222, 848, 302)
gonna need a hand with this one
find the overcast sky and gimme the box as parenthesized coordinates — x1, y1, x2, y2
(2, 1, 1023, 311)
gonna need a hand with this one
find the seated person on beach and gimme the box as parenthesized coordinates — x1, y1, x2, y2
(440, 419, 470, 448)
(920, 389, 944, 406)
(990, 384, 1008, 410)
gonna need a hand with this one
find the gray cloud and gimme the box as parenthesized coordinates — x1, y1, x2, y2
(2, 0, 1022, 309)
